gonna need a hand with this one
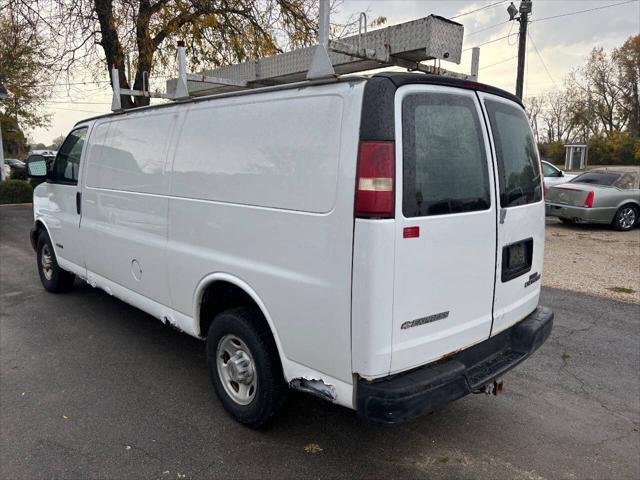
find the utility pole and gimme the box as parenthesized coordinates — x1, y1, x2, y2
(508, 1, 532, 99)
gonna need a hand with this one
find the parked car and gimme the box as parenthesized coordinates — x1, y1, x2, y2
(546, 168, 640, 231)
(541, 160, 575, 188)
(26, 73, 553, 427)
(4, 158, 26, 176)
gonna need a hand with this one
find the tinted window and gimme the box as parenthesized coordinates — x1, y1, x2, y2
(542, 162, 558, 177)
(52, 128, 87, 184)
(485, 100, 541, 207)
(402, 93, 490, 217)
(570, 172, 620, 186)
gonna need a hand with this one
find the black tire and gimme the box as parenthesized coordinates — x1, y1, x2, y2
(611, 204, 638, 231)
(206, 307, 287, 427)
(36, 231, 75, 292)
(559, 218, 575, 225)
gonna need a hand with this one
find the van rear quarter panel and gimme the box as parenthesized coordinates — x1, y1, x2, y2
(167, 82, 365, 384)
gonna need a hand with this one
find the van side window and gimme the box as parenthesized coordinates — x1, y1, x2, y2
(484, 100, 542, 207)
(402, 93, 491, 217)
(52, 128, 88, 184)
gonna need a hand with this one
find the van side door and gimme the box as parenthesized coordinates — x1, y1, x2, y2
(478, 93, 545, 336)
(44, 126, 89, 274)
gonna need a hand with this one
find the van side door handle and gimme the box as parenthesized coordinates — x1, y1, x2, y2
(76, 191, 81, 215)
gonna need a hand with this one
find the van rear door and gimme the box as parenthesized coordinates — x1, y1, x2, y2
(478, 92, 545, 335)
(390, 85, 498, 373)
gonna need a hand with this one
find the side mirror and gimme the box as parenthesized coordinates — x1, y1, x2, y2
(558, 171, 564, 177)
(26, 155, 49, 179)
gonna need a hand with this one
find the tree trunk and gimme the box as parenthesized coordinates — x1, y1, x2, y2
(94, 0, 135, 109)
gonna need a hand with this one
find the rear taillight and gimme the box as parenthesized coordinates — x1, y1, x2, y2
(355, 141, 395, 218)
(584, 191, 594, 208)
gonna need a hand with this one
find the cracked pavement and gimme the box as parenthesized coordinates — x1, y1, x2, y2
(1, 204, 639, 479)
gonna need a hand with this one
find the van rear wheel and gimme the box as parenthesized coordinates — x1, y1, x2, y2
(36, 232, 75, 293)
(205, 307, 287, 427)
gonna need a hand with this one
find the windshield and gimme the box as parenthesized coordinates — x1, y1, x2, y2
(570, 172, 621, 186)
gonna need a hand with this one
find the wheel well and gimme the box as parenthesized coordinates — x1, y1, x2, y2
(620, 202, 639, 211)
(199, 281, 269, 338)
(30, 220, 46, 251)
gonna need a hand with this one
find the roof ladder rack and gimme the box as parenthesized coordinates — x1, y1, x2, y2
(112, 0, 470, 110)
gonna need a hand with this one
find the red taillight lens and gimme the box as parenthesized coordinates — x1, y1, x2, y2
(355, 141, 395, 218)
(584, 191, 594, 208)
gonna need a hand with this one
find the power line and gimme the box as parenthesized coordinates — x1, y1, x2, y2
(531, 0, 638, 23)
(450, 1, 508, 20)
(463, 34, 511, 52)
(466, 20, 510, 37)
(479, 55, 518, 70)
(49, 106, 108, 114)
(45, 100, 111, 105)
(527, 31, 560, 91)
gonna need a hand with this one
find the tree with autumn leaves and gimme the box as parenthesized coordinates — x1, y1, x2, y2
(5, 0, 332, 110)
(527, 35, 639, 165)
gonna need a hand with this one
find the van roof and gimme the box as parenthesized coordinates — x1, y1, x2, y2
(75, 72, 522, 127)
(374, 72, 523, 107)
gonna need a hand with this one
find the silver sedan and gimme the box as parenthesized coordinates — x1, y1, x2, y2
(545, 168, 640, 231)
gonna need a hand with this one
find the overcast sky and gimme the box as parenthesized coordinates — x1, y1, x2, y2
(30, 0, 639, 145)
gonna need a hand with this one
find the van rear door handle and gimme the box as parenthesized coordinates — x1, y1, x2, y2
(76, 191, 81, 215)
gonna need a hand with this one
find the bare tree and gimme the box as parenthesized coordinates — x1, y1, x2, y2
(9, 0, 338, 110)
(567, 47, 629, 136)
(524, 96, 542, 143)
(541, 91, 576, 143)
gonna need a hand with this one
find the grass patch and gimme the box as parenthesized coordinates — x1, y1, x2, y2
(607, 287, 635, 294)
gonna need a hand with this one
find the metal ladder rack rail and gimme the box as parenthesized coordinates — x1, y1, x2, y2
(110, 1, 469, 111)
(164, 14, 465, 98)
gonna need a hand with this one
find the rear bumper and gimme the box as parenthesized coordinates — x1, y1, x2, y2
(356, 306, 553, 423)
(545, 203, 615, 223)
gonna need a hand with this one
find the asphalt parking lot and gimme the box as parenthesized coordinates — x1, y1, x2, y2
(1, 204, 639, 480)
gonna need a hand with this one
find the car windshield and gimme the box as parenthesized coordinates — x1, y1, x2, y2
(570, 171, 621, 186)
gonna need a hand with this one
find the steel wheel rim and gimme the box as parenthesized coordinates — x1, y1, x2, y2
(41, 244, 53, 281)
(619, 208, 636, 229)
(216, 334, 257, 405)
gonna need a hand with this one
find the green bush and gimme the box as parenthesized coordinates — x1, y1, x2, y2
(538, 133, 640, 167)
(588, 132, 639, 165)
(10, 169, 28, 181)
(538, 141, 565, 165)
(0, 179, 33, 204)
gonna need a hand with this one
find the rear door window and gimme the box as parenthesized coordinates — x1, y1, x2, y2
(402, 92, 491, 217)
(484, 99, 542, 207)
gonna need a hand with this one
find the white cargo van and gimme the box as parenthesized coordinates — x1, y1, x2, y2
(27, 73, 553, 426)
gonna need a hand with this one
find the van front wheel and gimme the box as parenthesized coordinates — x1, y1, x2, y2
(36, 232, 75, 292)
(206, 307, 287, 427)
